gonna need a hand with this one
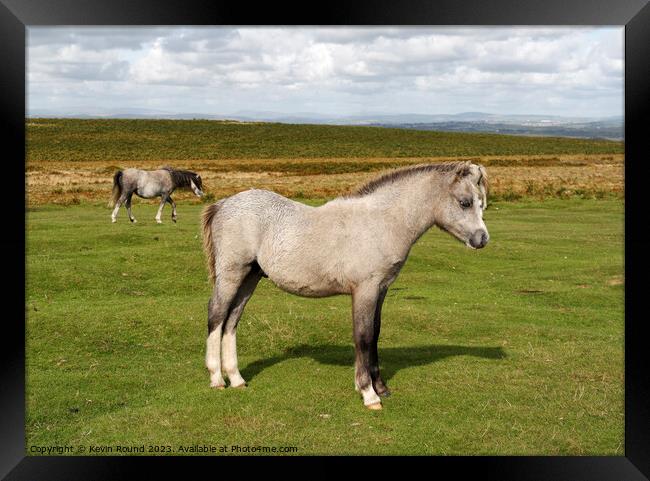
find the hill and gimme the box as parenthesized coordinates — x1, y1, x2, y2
(27, 118, 623, 163)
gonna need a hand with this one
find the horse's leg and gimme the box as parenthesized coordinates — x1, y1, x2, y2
(154, 195, 167, 224)
(125, 192, 136, 223)
(370, 287, 390, 397)
(111, 192, 128, 223)
(205, 265, 250, 389)
(166, 196, 177, 223)
(352, 284, 382, 410)
(221, 267, 262, 388)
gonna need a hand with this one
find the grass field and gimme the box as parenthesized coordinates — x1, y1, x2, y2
(26, 199, 624, 455)
(25, 119, 625, 455)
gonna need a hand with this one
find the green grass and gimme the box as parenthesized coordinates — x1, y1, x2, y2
(26, 199, 623, 455)
(27, 118, 623, 162)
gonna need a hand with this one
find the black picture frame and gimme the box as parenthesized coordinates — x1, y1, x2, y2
(3, 0, 648, 478)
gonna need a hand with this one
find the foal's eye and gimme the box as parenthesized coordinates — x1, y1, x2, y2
(460, 199, 472, 209)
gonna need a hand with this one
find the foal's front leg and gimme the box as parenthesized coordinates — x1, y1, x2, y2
(166, 196, 177, 223)
(370, 287, 390, 397)
(155, 196, 167, 224)
(352, 285, 383, 410)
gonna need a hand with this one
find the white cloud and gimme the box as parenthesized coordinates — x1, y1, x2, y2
(27, 26, 623, 117)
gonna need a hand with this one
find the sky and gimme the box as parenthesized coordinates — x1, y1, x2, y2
(27, 27, 624, 118)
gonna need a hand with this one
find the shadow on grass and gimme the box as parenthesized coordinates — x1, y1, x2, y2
(242, 344, 506, 383)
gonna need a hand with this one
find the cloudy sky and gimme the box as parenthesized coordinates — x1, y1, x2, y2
(27, 27, 623, 118)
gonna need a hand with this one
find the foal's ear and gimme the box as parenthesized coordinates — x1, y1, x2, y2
(454, 161, 472, 179)
(474, 164, 489, 210)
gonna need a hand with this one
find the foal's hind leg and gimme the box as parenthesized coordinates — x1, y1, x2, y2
(352, 284, 383, 410)
(111, 192, 128, 223)
(205, 266, 250, 389)
(221, 267, 262, 388)
(125, 192, 137, 223)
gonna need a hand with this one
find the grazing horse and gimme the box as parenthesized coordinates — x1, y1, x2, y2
(201, 161, 489, 410)
(109, 167, 204, 223)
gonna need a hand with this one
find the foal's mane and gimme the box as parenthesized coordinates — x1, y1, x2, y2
(162, 166, 201, 189)
(348, 161, 469, 198)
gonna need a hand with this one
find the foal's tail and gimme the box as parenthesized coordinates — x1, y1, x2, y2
(201, 201, 223, 285)
(108, 170, 123, 208)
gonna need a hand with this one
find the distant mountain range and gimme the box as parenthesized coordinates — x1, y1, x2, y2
(28, 109, 624, 140)
(368, 118, 624, 141)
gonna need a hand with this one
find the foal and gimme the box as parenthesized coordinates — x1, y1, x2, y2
(109, 167, 204, 223)
(201, 161, 489, 409)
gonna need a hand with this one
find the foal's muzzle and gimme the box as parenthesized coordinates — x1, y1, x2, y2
(469, 229, 489, 249)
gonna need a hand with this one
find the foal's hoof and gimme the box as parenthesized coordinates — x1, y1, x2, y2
(111, 218, 117, 223)
(156, 220, 162, 224)
(366, 402, 383, 411)
(231, 382, 248, 389)
(378, 390, 391, 398)
(210, 384, 226, 390)
(130, 218, 137, 223)
(172, 217, 177, 223)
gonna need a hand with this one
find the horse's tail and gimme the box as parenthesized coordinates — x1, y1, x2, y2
(201, 200, 223, 285)
(108, 170, 123, 207)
